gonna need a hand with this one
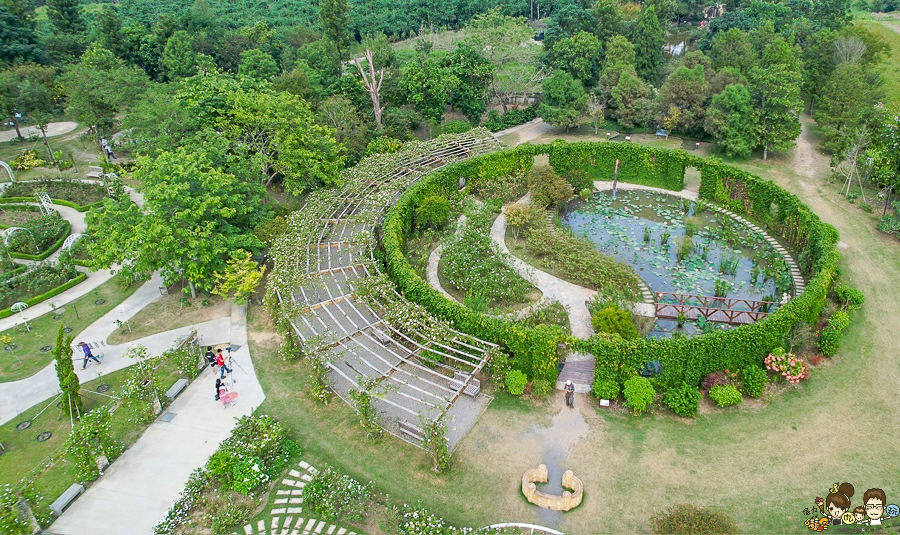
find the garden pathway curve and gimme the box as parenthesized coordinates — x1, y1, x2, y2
(0, 272, 231, 425)
(49, 303, 265, 535)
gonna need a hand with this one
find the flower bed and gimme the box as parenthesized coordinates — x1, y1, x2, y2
(2, 179, 108, 209)
(0, 213, 70, 259)
(0, 262, 80, 311)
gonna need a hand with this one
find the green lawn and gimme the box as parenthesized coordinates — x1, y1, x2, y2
(0, 276, 142, 383)
(855, 18, 900, 112)
(0, 355, 187, 523)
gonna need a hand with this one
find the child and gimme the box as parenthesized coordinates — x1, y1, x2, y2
(854, 506, 868, 526)
(217, 379, 236, 408)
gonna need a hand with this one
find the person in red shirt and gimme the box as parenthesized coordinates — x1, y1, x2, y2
(215, 348, 232, 379)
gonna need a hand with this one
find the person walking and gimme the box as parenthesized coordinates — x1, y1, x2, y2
(204, 346, 216, 368)
(79, 342, 100, 370)
(215, 348, 231, 379)
(564, 380, 575, 409)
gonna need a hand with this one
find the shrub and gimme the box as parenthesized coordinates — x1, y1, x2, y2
(591, 306, 639, 339)
(701, 371, 728, 390)
(816, 310, 850, 356)
(623, 376, 655, 415)
(531, 377, 554, 398)
(651, 504, 739, 535)
(663, 382, 701, 417)
(591, 378, 620, 400)
(504, 202, 531, 239)
(832, 283, 865, 310)
(254, 215, 287, 245)
(414, 194, 450, 228)
(441, 119, 472, 134)
(740, 365, 767, 397)
(505, 369, 527, 395)
(206, 415, 294, 493)
(709, 384, 742, 407)
(209, 503, 252, 535)
(365, 136, 404, 156)
(9, 150, 45, 171)
(301, 466, 372, 523)
(529, 167, 574, 209)
(764, 348, 809, 384)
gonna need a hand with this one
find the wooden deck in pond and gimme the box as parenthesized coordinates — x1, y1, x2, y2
(654, 292, 781, 325)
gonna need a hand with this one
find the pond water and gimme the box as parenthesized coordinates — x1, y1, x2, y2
(561, 190, 793, 303)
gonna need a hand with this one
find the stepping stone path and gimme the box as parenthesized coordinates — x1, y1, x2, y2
(234, 459, 358, 535)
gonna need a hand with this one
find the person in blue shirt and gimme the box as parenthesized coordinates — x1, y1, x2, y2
(79, 342, 101, 369)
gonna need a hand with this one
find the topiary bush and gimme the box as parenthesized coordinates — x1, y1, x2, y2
(740, 365, 767, 397)
(505, 369, 527, 395)
(663, 382, 701, 417)
(414, 194, 451, 229)
(591, 306, 639, 339)
(623, 376, 655, 415)
(709, 384, 742, 407)
(651, 504, 739, 535)
(816, 310, 850, 356)
(832, 283, 865, 310)
(592, 378, 620, 400)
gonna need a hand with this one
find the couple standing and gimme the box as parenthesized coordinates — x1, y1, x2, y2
(204, 346, 232, 378)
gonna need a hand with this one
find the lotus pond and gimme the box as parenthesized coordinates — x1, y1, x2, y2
(561, 190, 794, 303)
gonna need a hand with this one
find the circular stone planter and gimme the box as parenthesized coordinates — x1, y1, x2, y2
(36, 431, 52, 442)
(94, 298, 106, 305)
(4, 344, 16, 350)
(97, 384, 110, 393)
(40, 345, 52, 352)
(63, 326, 73, 333)
(16, 420, 31, 431)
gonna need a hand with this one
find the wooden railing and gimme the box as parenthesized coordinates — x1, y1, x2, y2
(654, 292, 780, 325)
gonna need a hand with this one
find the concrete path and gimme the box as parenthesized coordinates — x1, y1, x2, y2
(0, 122, 78, 143)
(489, 196, 596, 341)
(494, 118, 555, 145)
(0, 273, 231, 425)
(49, 304, 265, 535)
(425, 214, 467, 304)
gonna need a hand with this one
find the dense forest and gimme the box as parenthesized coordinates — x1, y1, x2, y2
(1, 0, 899, 289)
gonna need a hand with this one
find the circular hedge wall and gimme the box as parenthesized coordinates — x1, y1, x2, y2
(380, 140, 840, 395)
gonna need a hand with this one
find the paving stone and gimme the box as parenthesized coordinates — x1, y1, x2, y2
(289, 498, 303, 504)
(305, 519, 317, 531)
(289, 470, 301, 478)
(298, 461, 311, 470)
(315, 521, 326, 533)
(300, 474, 313, 482)
(244, 524, 254, 535)
(258, 520, 266, 532)
(291, 490, 303, 495)
(337, 529, 346, 535)
(272, 508, 286, 515)
(282, 479, 296, 486)
(327, 526, 336, 535)
(275, 499, 288, 504)
(277, 490, 291, 495)
(287, 508, 303, 514)
(272, 517, 280, 530)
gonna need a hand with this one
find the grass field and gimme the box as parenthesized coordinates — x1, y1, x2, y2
(0, 276, 141, 383)
(0, 125, 117, 183)
(854, 16, 900, 112)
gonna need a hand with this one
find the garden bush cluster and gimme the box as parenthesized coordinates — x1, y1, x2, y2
(481, 105, 539, 132)
(2, 179, 108, 208)
(650, 504, 739, 535)
(816, 310, 850, 357)
(709, 384, 743, 407)
(0, 262, 78, 310)
(301, 466, 372, 523)
(663, 382, 701, 417)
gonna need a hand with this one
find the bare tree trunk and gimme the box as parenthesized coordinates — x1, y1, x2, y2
(41, 128, 57, 167)
(355, 50, 385, 130)
(187, 280, 197, 299)
(763, 144, 768, 161)
(492, 75, 508, 113)
(884, 187, 893, 218)
(10, 117, 24, 141)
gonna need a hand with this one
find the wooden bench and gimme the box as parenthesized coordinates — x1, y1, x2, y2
(399, 419, 424, 443)
(165, 378, 189, 402)
(449, 372, 481, 399)
(50, 483, 84, 515)
(86, 166, 103, 179)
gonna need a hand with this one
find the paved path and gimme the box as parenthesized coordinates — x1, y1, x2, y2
(0, 273, 233, 425)
(425, 214, 467, 304)
(0, 122, 78, 143)
(49, 304, 265, 535)
(494, 118, 555, 145)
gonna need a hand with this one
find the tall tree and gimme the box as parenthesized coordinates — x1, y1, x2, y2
(658, 64, 710, 135)
(441, 45, 493, 124)
(704, 83, 756, 159)
(815, 61, 882, 153)
(750, 64, 802, 160)
(320, 0, 351, 61)
(400, 57, 459, 132)
(709, 28, 756, 75)
(62, 44, 149, 139)
(238, 49, 280, 80)
(593, 0, 623, 44)
(317, 95, 368, 159)
(0, 5, 43, 65)
(53, 324, 82, 418)
(463, 7, 535, 112)
(46, 0, 84, 35)
(609, 68, 657, 128)
(354, 49, 386, 129)
(92, 5, 126, 59)
(546, 30, 603, 87)
(161, 30, 200, 80)
(538, 70, 587, 132)
(85, 148, 268, 297)
(630, 6, 664, 83)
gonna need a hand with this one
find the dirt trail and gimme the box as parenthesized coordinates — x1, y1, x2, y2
(0, 121, 78, 143)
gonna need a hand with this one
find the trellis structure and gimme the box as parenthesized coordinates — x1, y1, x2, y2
(272, 130, 502, 450)
(0, 161, 14, 183)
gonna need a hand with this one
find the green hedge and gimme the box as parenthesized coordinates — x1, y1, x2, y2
(0, 271, 88, 319)
(0, 197, 103, 212)
(546, 140, 688, 192)
(0, 265, 28, 282)
(380, 141, 841, 397)
(3, 220, 72, 261)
